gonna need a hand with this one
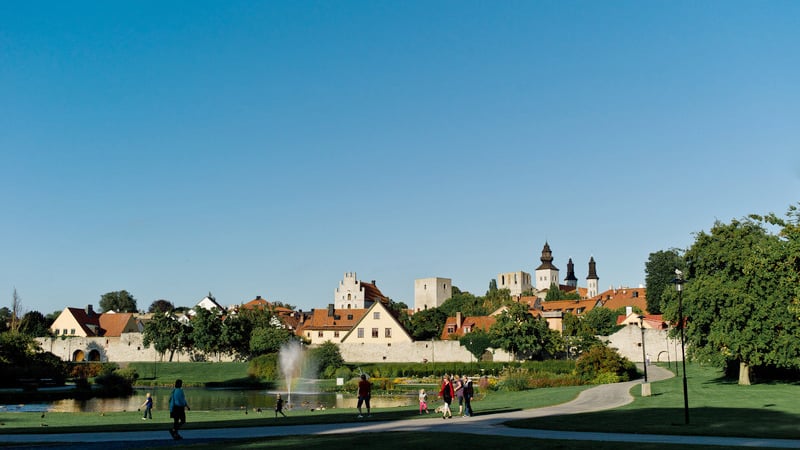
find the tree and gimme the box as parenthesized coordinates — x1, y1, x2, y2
(0, 307, 11, 333)
(459, 329, 493, 361)
(99, 290, 138, 313)
(190, 307, 224, 360)
(645, 249, 686, 314)
(142, 312, 190, 361)
(18, 311, 51, 337)
(676, 215, 800, 385)
(220, 314, 252, 360)
(249, 326, 293, 355)
(309, 341, 345, 377)
(408, 307, 447, 341)
(11, 288, 22, 332)
(544, 282, 581, 301)
(148, 299, 175, 314)
(489, 302, 560, 360)
(582, 307, 623, 336)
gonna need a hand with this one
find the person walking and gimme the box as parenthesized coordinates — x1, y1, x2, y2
(438, 374, 454, 419)
(140, 392, 153, 420)
(275, 393, 287, 418)
(453, 374, 464, 416)
(357, 374, 371, 418)
(168, 379, 190, 440)
(462, 375, 474, 417)
(418, 388, 429, 414)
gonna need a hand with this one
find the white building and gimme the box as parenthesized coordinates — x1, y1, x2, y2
(496, 271, 532, 296)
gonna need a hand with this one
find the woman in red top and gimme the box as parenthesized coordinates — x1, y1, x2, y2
(438, 374, 454, 419)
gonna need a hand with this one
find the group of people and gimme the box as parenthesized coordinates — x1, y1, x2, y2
(432, 374, 474, 418)
(418, 374, 474, 418)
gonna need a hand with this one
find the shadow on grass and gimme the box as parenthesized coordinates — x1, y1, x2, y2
(505, 406, 800, 440)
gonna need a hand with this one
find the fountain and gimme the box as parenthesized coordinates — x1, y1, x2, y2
(277, 340, 317, 407)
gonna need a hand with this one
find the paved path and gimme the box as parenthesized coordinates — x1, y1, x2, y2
(2, 365, 799, 449)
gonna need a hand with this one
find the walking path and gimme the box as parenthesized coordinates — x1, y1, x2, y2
(2, 365, 799, 449)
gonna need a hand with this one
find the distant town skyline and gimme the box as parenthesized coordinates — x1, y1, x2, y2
(2, 2, 799, 315)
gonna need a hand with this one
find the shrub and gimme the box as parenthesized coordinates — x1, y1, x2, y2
(249, 353, 279, 380)
(575, 345, 636, 383)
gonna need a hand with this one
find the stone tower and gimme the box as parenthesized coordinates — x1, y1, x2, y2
(586, 257, 599, 298)
(535, 242, 560, 292)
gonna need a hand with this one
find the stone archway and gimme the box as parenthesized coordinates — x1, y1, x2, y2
(87, 349, 102, 362)
(72, 349, 85, 362)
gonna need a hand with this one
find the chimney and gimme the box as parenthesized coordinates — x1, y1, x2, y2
(256, 295, 262, 300)
(328, 304, 334, 317)
(371, 280, 376, 286)
(86, 304, 94, 316)
(456, 311, 463, 329)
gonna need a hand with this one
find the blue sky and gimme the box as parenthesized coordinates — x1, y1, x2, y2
(2, 1, 799, 315)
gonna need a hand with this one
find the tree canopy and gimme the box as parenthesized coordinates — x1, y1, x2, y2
(645, 249, 686, 314)
(672, 208, 800, 385)
(99, 290, 138, 313)
(489, 302, 560, 360)
(148, 299, 175, 314)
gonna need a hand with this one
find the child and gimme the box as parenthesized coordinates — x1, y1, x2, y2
(419, 389, 429, 414)
(140, 392, 153, 420)
(275, 394, 287, 418)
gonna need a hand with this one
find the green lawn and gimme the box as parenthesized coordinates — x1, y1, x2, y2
(127, 361, 251, 387)
(507, 363, 800, 440)
(2, 363, 799, 446)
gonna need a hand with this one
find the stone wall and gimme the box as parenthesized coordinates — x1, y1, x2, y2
(35, 334, 234, 363)
(337, 340, 513, 363)
(603, 325, 684, 363)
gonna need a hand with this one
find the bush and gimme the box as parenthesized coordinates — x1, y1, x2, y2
(249, 353, 279, 380)
(575, 345, 636, 383)
(94, 372, 133, 397)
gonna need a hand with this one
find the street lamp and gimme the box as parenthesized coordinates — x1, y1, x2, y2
(638, 315, 648, 382)
(674, 270, 690, 425)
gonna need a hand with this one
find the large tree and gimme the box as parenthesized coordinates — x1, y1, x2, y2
(489, 301, 560, 360)
(142, 312, 191, 362)
(99, 290, 138, 313)
(645, 249, 686, 314)
(148, 299, 175, 314)
(18, 311, 51, 337)
(676, 214, 800, 385)
(408, 307, 447, 341)
(190, 307, 224, 360)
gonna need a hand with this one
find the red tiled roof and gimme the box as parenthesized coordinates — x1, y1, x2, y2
(539, 299, 600, 315)
(297, 308, 367, 334)
(440, 314, 496, 339)
(592, 287, 648, 314)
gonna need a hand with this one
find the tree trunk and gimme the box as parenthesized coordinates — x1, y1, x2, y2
(738, 361, 751, 385)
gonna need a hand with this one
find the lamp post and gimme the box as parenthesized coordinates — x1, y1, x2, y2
(674, 270, 690, 425)
(638, 315, 648, 382)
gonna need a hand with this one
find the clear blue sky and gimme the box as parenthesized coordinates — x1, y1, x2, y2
(2, 1, 799, 315)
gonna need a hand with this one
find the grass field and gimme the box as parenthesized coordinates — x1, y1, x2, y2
(127, 361, 251, 387)
(2, 363, 799, 448)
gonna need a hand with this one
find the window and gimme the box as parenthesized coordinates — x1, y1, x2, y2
(385, 328, 391, 338)
(54, 329, 60, 335)
(63, 329, 68, 335)
(70, 329, 75, 335)
(347, 314, 354, 320)
(447, 325, 456, 334)
(318, 331, 323, 338)
(334, 331, 339, 338)
(357, 328, 364, 338)
(373, 311, 380, 320)
(372, 328, 379, 338)
(347, 293, 352, 300)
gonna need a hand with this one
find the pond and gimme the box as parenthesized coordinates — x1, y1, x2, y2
(2, 387, 418, 414)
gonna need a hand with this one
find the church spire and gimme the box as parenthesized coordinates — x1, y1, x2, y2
(536, 241, 558, 271)
(564, 258, 578, 287)
(587, 256, 599, 280)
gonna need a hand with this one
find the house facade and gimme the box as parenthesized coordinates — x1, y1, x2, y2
(334, 272, 388, 309)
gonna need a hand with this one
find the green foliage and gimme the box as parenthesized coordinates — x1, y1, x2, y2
(0, 332, 67, 387)
(544, 283, 581, 301)
(99, 290, 138, 313)
(248, 353, 279, 380)
(249, 326, 293, 356)
(644, 249, 686, 314)
(495, 367, 584, 391)
(190, 307, 224, 358)
(459, 329, 493, 360)
(582, 307, 622, 336)
(309, 341, 345, 378)
(575, 345, 636, 383)
(676, 213, 800, 384)
(142, 311, 191, 361)
(94, 371, 134, 397)
(18, 311, 52, 337)
(148, 299, 175, 313)
(489, 302, 561, 360)
(408, 307, 447, 340)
